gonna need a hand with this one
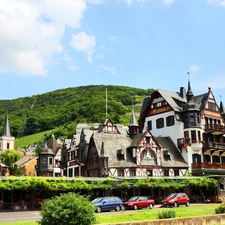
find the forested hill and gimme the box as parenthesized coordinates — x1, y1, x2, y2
(0, 85, 154, 139)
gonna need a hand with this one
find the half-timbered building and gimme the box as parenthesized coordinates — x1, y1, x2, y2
(85, 113, 188, 177)
(139, 81, 225, 182)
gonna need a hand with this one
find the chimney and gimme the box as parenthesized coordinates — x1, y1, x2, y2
(180, 87, 186, 99)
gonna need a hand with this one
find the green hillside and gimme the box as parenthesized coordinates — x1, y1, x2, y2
(3, 85, 154, 149)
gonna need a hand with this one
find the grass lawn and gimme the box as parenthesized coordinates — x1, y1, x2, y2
(0, 204, 221, 225)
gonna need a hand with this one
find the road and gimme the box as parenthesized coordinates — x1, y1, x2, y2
(0, 211, 41, 223)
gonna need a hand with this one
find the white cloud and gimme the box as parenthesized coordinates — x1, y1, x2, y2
(163, 0, 175, 7)
(0, 0, 86, 76)
(99, 65, 116, 74)
(70, 32, 96, 62)
(190, 64, 201, 73)
(57, 55, 78, 71)
(207, 0, 225, 6)
(86, 0, 103, 4)
(125, 0, 133, 7)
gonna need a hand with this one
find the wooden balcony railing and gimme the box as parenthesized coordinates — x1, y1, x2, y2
(205, 124, 225, 133)
(192, 162, 225, 169)
(177, 138, 191, 146)
(203, 142, 225, 150)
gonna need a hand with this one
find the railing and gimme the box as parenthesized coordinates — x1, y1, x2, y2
(203, 142, 225, 150)
(205, 124, 225, 133)
(192, 162, 225, 169)
(177, 138, 191, 146)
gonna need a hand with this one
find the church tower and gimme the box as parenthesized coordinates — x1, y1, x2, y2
(0, 112, 15, 151)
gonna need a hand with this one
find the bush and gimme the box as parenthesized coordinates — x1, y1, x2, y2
(38, 192, 96, 225)
(215, 203, 225, 214)
(157, 209, 176, 219)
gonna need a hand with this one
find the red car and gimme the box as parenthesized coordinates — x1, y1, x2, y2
(124, 196, 155, 210)
(161, 193, 190, 207)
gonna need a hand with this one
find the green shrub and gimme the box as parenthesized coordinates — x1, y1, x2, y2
(215, 203, 225, 214)
(38, 192, 96, 225)
(157, 209, 176, 219)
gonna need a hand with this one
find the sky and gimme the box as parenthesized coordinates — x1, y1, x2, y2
(1, 0, 225, 104)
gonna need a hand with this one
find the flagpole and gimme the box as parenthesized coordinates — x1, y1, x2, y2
(106, 88, 108, 119)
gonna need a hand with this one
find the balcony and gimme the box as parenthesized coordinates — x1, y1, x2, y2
(177, 138, 191, 147)
(203, 142, 225, 151)
(205, 124, 225, 134)
(192, 162, 225, 175)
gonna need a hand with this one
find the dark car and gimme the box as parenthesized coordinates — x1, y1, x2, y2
(162, 193, 190, 207)
(124, 196, 155, 210)
(92, 196, 124, 213)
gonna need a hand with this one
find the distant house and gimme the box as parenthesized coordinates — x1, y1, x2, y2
(14, 152, 37, 176)
(35, 134, 63, 177)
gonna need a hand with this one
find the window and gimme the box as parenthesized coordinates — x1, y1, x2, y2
(174, 170, 179, 176)
(146, 170, 153, 176)
(184, 131, 189, 138)
(164, 170, 169, 176)
(198, 131, 201, 142)
(190, 113, 195, 123)
(156, 118, 164, 129)
(118, 169, 124, 177)
(208, 102, 216, 111)
(166, 116, 174, 126)
(147, 120, 152, 130)
(130, 170, 136, 177)
(191, 130, 197, 142)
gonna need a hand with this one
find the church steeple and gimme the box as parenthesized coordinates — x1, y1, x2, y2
(2, 112, 11, 136)
(0, 112, 15, 151)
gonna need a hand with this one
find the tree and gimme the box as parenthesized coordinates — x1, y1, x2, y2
(0, 150, 24, 174)
(39, 192, 96, 225)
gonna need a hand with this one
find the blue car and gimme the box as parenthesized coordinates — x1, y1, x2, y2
(92, 196, 125, 213)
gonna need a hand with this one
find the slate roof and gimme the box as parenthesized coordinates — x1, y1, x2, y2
(47, 134, 59, 154)
(193, 93, 208, 111)
(2, 113, 11, 136)
(155, 136, 188, 168)
(92, 133, 136, 168)
(14, 155, 36, 167)
(157, 89, 186, 112)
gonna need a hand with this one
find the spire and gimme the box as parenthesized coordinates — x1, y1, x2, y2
(130, 103, 138, 126)
(2, 112, 11, 136)
(186, 79, 194, 102)
(128, 104, 139, 137)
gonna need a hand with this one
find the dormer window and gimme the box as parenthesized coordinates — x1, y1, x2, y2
(117, 149, 124, 160)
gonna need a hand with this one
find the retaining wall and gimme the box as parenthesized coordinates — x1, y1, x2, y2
(100, 214, 225, 225)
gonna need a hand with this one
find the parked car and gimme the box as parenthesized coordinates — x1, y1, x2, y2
(124, 196, 155, 210)
(161, 193, 190, 207)
(92, 196, 125, 213)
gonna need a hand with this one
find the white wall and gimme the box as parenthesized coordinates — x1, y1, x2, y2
(143, 111, 184, 144)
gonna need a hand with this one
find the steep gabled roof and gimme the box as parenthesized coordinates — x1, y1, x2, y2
(91, 133, 135, 167)
(157, 89, 186, 112)
(14, 155, 36, 167)
(155, 136, 188, 168)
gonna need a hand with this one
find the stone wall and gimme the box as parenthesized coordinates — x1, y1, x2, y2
(99, 214, 225, 225)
